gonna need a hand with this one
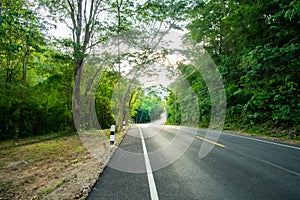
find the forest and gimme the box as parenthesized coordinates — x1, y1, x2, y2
(0, 0, 299, 140)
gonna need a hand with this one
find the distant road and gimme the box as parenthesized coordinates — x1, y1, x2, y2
(88, 124, 300, 199)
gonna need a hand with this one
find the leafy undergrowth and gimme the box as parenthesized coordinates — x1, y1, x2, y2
(223, 124, 300, 145)
(0, 129, 126, 200)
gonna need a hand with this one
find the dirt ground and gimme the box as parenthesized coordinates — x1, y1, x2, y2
(0, 129, 126, 200)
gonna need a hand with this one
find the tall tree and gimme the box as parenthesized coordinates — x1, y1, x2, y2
(40, 0, 114, 131)
(0, 0, 45, 138)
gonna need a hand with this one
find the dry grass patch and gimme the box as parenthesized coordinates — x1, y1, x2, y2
(0, 129, 127, 200)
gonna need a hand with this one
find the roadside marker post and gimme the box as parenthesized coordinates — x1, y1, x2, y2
(122, 120, 125, 131)
(110, 125, 115, 147)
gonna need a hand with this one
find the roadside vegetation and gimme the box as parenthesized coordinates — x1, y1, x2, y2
(166, 0, 300, 140)
(0, 129, 127, 199)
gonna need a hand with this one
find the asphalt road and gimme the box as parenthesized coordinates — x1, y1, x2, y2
(88, 123, 300, 200)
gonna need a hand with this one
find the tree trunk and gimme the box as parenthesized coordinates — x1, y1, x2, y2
(18, 46, 30, 138)
(116, 81, 134, 132)
(72, 58, 84, 132)
(65, 80, 72, 129)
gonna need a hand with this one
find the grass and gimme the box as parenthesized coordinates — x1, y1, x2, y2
(41, 188, 53, 195)
(55, 179, 69, 189)
(0, 132, 76, 150)
(0, 134, 85, 169)
(39, 178, 70, 195)
(223, 123, 300, 145)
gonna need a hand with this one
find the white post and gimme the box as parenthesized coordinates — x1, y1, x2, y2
(122, 120, 125, 131)
(110, 125, 115, 147)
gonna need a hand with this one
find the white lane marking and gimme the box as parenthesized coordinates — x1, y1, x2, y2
(167, 125, 300, 150)
(223, 132, 300, 150)
(233, 149, 300, 177)
(138, 125, 159, 200)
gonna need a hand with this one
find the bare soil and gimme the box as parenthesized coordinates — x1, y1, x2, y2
(0, 130, 126, 200)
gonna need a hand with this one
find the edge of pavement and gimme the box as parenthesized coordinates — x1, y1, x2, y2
(83, 124, 131, 199)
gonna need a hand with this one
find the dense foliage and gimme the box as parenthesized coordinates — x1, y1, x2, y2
(166, 0, 300, 138)
(95, 71, 119, 129)
(131, 89, 164, 123)
(0, 0, 74, 139)
(0, 1, 117, 139)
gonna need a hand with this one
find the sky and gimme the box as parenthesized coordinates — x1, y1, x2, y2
(47, 4, 190, 96)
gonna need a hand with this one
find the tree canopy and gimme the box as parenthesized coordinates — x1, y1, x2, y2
(0, 0, 299, 140)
